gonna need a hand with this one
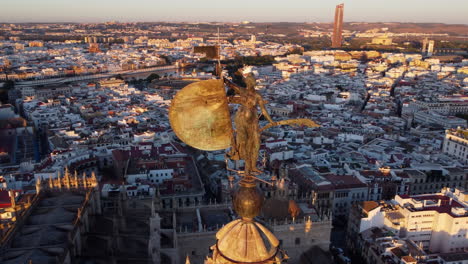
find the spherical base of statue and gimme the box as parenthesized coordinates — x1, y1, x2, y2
(233, 182, 264, 219)
(205, 182, 288, 264)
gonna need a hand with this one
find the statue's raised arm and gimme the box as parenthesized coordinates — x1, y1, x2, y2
(223, 77, 244, 95)
(227, 72, 319, 177)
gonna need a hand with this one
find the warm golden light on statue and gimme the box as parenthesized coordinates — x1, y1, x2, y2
(169, 70, 319, 264)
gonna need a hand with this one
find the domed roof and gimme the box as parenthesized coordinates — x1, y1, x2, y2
(216, 218, 279, 263)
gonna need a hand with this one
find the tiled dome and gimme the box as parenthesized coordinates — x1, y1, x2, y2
(215, 218, 279, 263)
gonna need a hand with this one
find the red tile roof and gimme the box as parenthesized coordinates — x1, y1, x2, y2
(324, 174, 367, 189)
(0, 190, 11, 208)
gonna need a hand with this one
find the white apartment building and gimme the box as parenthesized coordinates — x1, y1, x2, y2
(126, 168, 174, 184)
(443, 128, 468, 164)
(352, 188, 468, 254)
(413, 111, 466, 128)
(263, 139, 294, 161)
(395, 189, 468, 253)
(269, 104, 293, 117)
(148, 169, 173, 184)
(403, 101, 468, 116)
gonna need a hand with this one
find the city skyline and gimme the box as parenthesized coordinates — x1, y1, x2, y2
(1, 0, 468, 24)
(0, 1, 467, 263)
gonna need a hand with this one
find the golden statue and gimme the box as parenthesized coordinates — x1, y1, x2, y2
(169, 71, 318, 180)
(225, 73, 319, 177)
(169, 70, 318, 264)
(225, 73, 273, 176)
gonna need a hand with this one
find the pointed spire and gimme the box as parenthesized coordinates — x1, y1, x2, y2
(89, 171, 98, 187)
(91, 171, 97, 187)
(49, 176, 54, 189)
(55, 171, 62, 189)
(305, 216, 312, 233)
(185, 255, 191, 264)
(36, 177, 42, 194)
(153, 187, 162, 211)
(64, 167, 70, 179)
(82, 172, 87, 188)
(9, 190, 16, 209)
(278, 178, 285, 190)
(74, 170, 78, 188)
(64, 167, 71, 190)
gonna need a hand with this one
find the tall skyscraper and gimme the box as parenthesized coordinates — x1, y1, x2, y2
(332, 3, 344, 48)
(422, 38, 429, 53)
(422, 38, 435, 56)
(427, 40, 435, 56)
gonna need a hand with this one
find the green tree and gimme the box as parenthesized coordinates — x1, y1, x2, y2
(285, 47, 304, 55)
(146, 73, 160, 82)
(0, 80, 14, 104)
(159, 55, 172, 64)
(456, 113, 468, 121)
(3, 80, 14, 90)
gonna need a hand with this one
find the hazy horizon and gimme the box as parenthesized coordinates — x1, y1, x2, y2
(1, 21, 468, 26)
(2, 0, 467, 24)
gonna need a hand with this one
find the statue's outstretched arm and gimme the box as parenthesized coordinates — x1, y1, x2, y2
(257, 95, 274, 124)
(260, 118, 320, 133)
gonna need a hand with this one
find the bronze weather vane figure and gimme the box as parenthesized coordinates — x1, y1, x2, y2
(169, 71, 319, 183)
(169, 68, 318, 263)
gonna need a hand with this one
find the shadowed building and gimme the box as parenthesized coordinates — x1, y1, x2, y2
(0, 171, 101, 264)
(332, 4, 344, 48)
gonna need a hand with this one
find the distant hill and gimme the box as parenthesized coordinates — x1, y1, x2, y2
(235, 22, 468, 36)
(342, 22, 468, 36)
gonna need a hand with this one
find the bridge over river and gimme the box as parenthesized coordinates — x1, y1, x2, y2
(13, 64, 179, 87)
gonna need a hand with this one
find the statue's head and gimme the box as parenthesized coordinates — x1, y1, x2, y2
(243, 73, 256, 91)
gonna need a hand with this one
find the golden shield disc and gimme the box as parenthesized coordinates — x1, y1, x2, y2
(169, 79, 233, 151)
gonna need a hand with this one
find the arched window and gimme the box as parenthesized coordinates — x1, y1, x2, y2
(295, 238, 301, 245)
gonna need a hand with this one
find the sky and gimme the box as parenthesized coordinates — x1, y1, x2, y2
(1, 0, 467, 24)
